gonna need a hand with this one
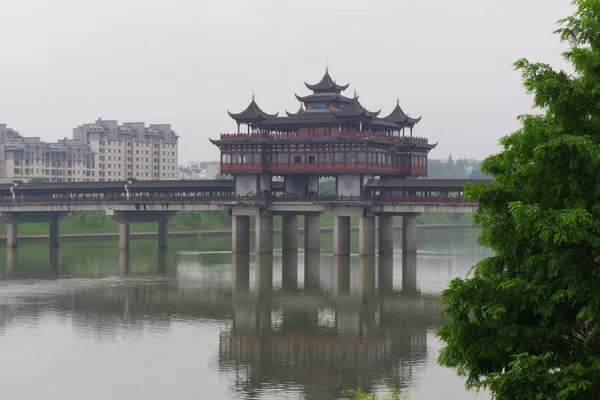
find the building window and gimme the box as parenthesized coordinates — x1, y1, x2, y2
(292, 154, 304, 164)
(357, 152, 367, 163)
(277, 154, 289, 164)
(346, 152, 356, 163)
(325, 153, 334, 163)
(242, 154, 252, 164)
(334, 152, 344, 163)
(253, 153, 261, 164)
(232, 154, 241, 163)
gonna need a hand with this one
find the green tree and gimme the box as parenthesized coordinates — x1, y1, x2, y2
(438, 2, 600, 398)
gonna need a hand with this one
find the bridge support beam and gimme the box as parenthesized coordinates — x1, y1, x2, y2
(6, 222, 17, 248)
(358, 216, 376, 256)
(107, 211, 177, 250)
(304, 214, 320, 251)
(333, 216, 351, 256)
(333, 255, 350, 296)
(119, 221, 130, 250)
(0, 212, 69, 248)
(282, 214, 298, 251)
(232, 215, 250, 253)
(402, 214, 418, 253)
(378, 215, 394, 254)
(255, 215, 273, 254)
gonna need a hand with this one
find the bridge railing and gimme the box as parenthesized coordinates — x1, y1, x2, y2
(0, 194, 474, 205)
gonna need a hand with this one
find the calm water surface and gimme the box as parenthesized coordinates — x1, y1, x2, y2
(0, 228, 491, 399)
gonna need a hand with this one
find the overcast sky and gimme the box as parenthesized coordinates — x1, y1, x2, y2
(0, 0, 574, 162)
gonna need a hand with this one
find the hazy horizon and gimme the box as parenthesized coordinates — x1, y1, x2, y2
(0, 0, 573, 163)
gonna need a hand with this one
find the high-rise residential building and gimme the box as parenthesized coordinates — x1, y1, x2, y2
(73, 119, 179, 181)
(0, 124, 96, 183)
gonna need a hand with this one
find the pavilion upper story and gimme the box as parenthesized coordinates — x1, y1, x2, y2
(210, 69, 436, 178)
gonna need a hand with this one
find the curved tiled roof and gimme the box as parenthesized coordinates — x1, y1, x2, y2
(228, 97, 279, 122)
(304, 69, 349, 93)
(383, 100, 422, 127)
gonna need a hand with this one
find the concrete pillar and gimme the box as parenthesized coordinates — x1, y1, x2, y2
(232, 215, 250, 253)
(6, 247, 17, 278)
(333, 216, 351, 256)
(255, 215, 273, 254)
(378, 215, 394, 254)
(282, 250, 298, 292)
(119, 221, 130, 250)
(358, 216, 376, 256)
(304, 250, 320, 292)
(282, 214, 299, 251)
(402, 251, 418, 294)
(402, 214, 418, 253)
(359, 255, 376, 302)
(232, 253, 250, 293)
(158, 248, 168, 274)
(119, 249, 129, 275)
(49, 214, 60, 247)
(49, 247, 60, 274)
(333, 255, 351, 296)
(158, 216, 168, 249)
(6, 222, 17, 248)
(304, 214, 320, 251)
(378, 253, 394, 295)
(255, 253, 273, 296)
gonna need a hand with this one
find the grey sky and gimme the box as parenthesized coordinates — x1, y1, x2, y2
(0, 0, 573, 162)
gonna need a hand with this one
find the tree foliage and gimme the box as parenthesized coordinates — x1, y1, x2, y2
(438, 1, 600, 398)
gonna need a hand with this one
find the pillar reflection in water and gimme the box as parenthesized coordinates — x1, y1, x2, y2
(333, 255, 351, 296)
(402, 252, 418, 295)
(119, 249, 130, 276)
(359, 255, 376, 302)
(378, 253, 394, 295)
(281, 250, 298, 292)
(232, 253, 250, 293)
(303, 250, 320, 292)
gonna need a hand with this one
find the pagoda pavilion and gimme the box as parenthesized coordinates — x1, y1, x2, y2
(210, 69, 436, 197)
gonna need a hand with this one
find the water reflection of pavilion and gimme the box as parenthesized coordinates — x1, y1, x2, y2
(0, 247, 441, 398)
(218, 252, 438, 398)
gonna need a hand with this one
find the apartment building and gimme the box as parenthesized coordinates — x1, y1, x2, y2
(0, 124, 96, 182)
(73, 119, 179, 181)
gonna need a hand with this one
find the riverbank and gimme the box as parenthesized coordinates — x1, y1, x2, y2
(0, 223, 475, 244)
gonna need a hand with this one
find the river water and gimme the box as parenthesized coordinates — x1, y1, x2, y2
(0, 228, 491, 400)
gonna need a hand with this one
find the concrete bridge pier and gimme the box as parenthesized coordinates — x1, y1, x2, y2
(333, 216, 351, 256)
(281, 214, 298, 251)
(304, 214, 320, 251)
(282, 250, 298, 292)
(358, 216, 376, 256)
(333, 255, 351, 296)
(255, 215, 274, 254)
(255, 253, 273, 297)
(378, 215, 394, 254)
(0, 212, 69, 248)
(107, 210, 177, 250)
(232, 215, 250, 253)
(119, 249, 130, 276)
(232, 252, 250, 293)
(378, 253, 394, 295)
(402, 251, 418, 294)
(359, 255, 376, 302)
(6, 247, 17, 278)
(402, 214, 418, 253)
